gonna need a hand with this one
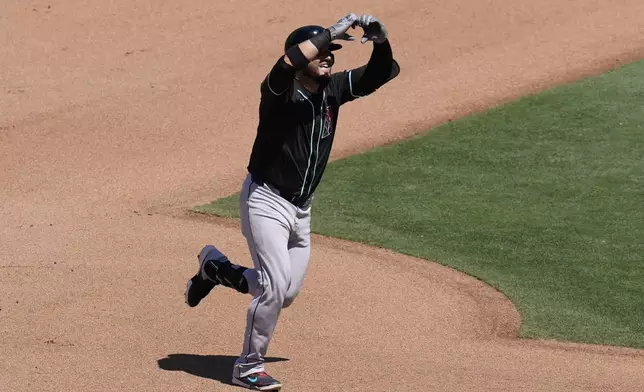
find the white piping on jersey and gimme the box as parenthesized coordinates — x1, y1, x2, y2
(297, 89, 316, 197)
(266, 74, 288, 96)
(307, 90, 326, 196)
(348, 70, 362, 98)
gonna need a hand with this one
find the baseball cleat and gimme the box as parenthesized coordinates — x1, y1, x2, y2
(232, 371, 282, 391)
(184, 245, 227, 307)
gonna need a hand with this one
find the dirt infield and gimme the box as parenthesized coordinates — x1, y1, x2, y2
(3, 1, 644, 391)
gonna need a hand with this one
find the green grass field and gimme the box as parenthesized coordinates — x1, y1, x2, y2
(194, 60, 644, 348)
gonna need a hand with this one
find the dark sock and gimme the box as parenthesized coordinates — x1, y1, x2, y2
(204, 259, 249, 294)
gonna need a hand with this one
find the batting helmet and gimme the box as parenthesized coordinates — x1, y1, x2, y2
(284, 25, 343, 52)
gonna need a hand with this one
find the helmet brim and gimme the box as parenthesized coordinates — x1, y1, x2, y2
(284, 25, 345, 53)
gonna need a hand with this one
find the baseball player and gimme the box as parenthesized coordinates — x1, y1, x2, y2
(185, 13, 400, 390)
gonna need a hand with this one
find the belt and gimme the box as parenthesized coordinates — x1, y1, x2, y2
(250, 173, 312, 209)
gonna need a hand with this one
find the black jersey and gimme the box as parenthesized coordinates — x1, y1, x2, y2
(247, 41, 400, 207)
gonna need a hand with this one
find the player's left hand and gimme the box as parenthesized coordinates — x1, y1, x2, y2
(356, 14, 388, 44)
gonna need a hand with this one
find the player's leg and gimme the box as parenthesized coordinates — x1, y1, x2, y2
(283, 204, 311, 308)
(232, 174, 297, 389)
(184, 244, 228, 307)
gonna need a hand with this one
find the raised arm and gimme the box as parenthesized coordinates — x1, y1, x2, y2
(349, 38, 399, 97)
(331, 15, 400, 103)
(261, 14, 359, 98)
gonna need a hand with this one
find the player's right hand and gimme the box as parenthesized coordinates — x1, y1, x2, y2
(327, 13, 358, 41)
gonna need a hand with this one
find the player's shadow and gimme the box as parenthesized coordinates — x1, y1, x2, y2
(157, 354, 289, 385)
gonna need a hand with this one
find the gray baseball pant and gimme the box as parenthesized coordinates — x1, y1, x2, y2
(233, 174, 312, 378)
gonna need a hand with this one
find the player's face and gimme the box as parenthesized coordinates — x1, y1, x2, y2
(305, 50, 334, 79)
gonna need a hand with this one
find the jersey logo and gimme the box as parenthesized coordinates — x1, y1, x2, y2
(321, 106, 333, 139)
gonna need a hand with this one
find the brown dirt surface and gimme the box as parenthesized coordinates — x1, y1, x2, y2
(2, 0, 644, 391)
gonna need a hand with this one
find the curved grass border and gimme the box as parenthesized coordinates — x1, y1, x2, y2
(194, 59, 644, 349)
